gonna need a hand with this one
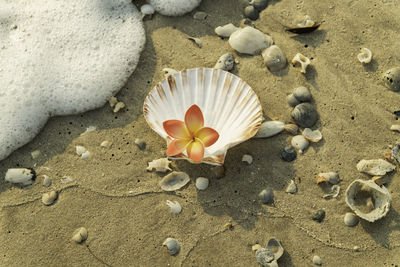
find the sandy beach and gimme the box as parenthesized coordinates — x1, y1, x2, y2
(1, 0, 400, 266)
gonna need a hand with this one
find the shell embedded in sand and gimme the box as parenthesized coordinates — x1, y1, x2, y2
(345, 179, 391, 222)
(228, 27, 273, 55)
(316, 172, 339, 185)
(262, 45, 287, 72)
(195, 177, 209, 190)
(214, 53, 235, 71)
(255, 121, 285, 138)
(356, 159, 395, 176)
(357, 48, 372, 64)
(143, 68, 263, 165)
(255, 237, 284, 267)
(147, 158, 172, 173)
(292, 53, 310, 74)
(71, 227, 88, 244)
(163, 238, 180, 255)
(383, 67, 400, 91)
(287, 15, 320, 34)
(291, 135, 309, 153)
(5, 168, 36, 186)
(214, 23, 239, 38)
(42, 191, 58, 206)
(302, 128, 322, 143)
(166, 200, 182, 214)
(159, 172, 190, 191)
(322, 184, 340, 199)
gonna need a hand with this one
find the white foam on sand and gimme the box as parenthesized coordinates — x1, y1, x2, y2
(0, 0, 145, 161)
(147, 0, 201, 16)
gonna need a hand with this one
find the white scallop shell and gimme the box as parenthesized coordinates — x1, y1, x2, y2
(143, 68, 263, 165)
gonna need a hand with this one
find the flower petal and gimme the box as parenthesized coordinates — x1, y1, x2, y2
(187, 138, 205, 163)
(196, 127, 219, 147)
(166, 139, 191, 156)
(163, 120, 191, 139)
(185, 105, 204, 134)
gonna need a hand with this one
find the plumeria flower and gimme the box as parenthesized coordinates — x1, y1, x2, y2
(163, 105, 219, 163)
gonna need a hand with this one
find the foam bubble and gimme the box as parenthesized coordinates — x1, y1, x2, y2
(147, 0, 201, 16)
(0, 0, 145, 160)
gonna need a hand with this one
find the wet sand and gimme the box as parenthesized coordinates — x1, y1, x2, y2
(1, 0, 400, 266)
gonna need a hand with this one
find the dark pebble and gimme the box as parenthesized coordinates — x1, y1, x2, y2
(135, 139, 146, 150)
(244, 5, 259, 20)
(291, 103, 318, 128)
(250, 0, 268, 11)
(281, 146, 297, 162)
(259, 187, 274, 204)
(312, 210, 325, 223)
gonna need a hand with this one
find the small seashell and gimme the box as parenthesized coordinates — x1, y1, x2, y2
(42, 191, 58, 205)
(255, 248, 275, 266)
(392, 144, 400, 164)
(242, 154, 253, 164)
(166, 200, 182, 214)
(195, 177, 209, 190)
(252, 244, 262, 251)
(382, 67, 400, 91)
(297, 15, 315, 28)
(259, 187, 274, 204)
(249, 0, 269, 11)
(312, 210, 325, 223)
(262, 45, 287, 72)
(113, 101, 125, 113)
(162, 68, 178, 78)
(80, 126, 96, 136)
(5, 168, 36, 186)
(159, 172, 190, 191)
(43, 175, 52, 187)
(71, 227, 88, 244)
(214, 53, 235, 71)
(291, 135, 309, 153)
(390, 124, 400, 132)
(214, 23, 239, 38)
(286, 93, 301, 107)
(317, 172, 339, 185)
(163, 238, 180, 255)
(266, 238, 284, 261)
(302, 128, 322, 143)
(356, 159, 395, 176)
(229, 27, 273, 55)
(344, 212, 359, 227)
(193, 11, 207, 20)
(322, 184, 340, 199)
(357, 48, 372, 64)
(313, 255, 322, 266)
(147, 158, 172, 173)
(140, 4, 155, 16)
(255, 121, 285, 138)
(75, 145, 86, 156)
(244, 5, 259, 20)
(100, 140, 112, 148)
(345, 179, 391, 222)
(286, 16, 320, 34)
(286, 180, 297, 194)
(31, 150, 41, 159)
(81, 150, 90, 160)
(284, 124, 299, 135)
(188, 37, 202, 48)
(280, 146, 297, 162)
(293, 86, 311, 102)
(291, 103, 318, 128)
(134, 138, 146, 150)
(109, 96, 118, 107)
(291, 53, 310, 74)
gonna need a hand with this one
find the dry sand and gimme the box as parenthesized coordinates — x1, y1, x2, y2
(1, 0, 400, 266)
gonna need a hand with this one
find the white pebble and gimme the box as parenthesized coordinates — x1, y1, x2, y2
(100, 140, 112, 148)
(43, 175, 52, 187)
(285, 180, 297, 194)
(195, 177, 209, 190)
(81, 150, 91, 160)
(313, 255, 322, 265)
(42, 191, 58, 205)
(242, 154, 253, 164)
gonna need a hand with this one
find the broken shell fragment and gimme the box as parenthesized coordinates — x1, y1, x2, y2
(357, 48, 372, 64)
(383, 67, 400, 92)
(215, 23, 239, 38)
(5, 168, 36, 186)
(75, 145, 86, 156)
(286, 180, 297, 194)
(356, 159, 395, 176)
(390, 124, 400, 132)
(147, 158, 172, 173)
(297, 15, 315, 28)
(291, 103, 318, 128)
(159, 172, 190, 191)
(317, 172, 340, 185)
(214, 53, 235, 71)
(188, 37, 202, 48)
(100, 140, 112, 148)
(302, 128, 322, 143)
(113, 102, 125, 113)
(195, 177, 209, 190)
(229, 27, 273, 55)
(291, 135, 309, 153)
(255, 121, 285, 138)
(242, 154, 253, 164)
(166, 200, 182, 214)
(262, 45, 287, 72)
(286, 16, 320, 34)
(322, 185, 340, 199)
(292, 53, 310, 74)
(267, 238, 284, 261)
(109, 96, 118, 107)
(163, 238, 180, 255)
(42, 191, 58, 206)
(345, 179, 391, 222)
(284, 124, 299, 135)
(71, 227, 88, 244)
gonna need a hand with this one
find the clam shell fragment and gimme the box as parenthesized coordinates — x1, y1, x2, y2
(147, 158, 171, 173)
(317, 172, 339, 185)
(228, 27, 273, 55)
(166, 200, 182, 214)
(163, 238, 180, 255)
(345, 179, 391, 222)
(5, 168, 36, 186)
(302, 128, 322, 143)
(159, 172, 190, 191)
(357, 48, 372, 64)
(356, 159, 395, 176)
(291, 53, 310, 74)
(262, 45, 287, 72)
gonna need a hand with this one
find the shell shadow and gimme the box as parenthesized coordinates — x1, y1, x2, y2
(363, 58, 379, 73)
(304, 65, 320, 91)
(289, 29, 327, 49)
